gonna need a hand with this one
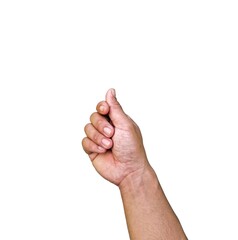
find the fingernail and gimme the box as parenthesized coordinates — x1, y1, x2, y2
(98, 146, 105, 151)
(111, 88, 116, 97)
(99, 105, 105, 112)
(104, 127, 112, 136)
(102, 138, 111, 147)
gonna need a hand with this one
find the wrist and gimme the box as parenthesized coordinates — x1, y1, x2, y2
(119, 163, 159, 195)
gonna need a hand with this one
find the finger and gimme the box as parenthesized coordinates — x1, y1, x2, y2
(82, 137, 106, 155)
(105, 88, 129, 127)
(90, 112, 114, 138)
(96, 101, 110, 115)
(84, 123, 113, 149)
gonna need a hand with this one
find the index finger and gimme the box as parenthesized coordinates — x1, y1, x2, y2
(96, 101, 110, 115)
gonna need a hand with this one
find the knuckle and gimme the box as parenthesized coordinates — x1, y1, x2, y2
(97, 120, 104, 129)
(84, 123, 91, 133)
(90, 112, 97, 122)
(97, 101, 105, 111)
(93, 132, 100, 143)
(126, 121, 135, 130)
(81, 137, 88, 150)
(93, 133, 98, 142)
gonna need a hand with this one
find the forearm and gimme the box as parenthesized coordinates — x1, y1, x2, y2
(119, 163, 187, 240)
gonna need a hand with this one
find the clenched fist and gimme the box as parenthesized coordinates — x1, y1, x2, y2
(82, 88, 150, 186)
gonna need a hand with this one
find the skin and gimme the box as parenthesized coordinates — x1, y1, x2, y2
(82, 88, 188, 240)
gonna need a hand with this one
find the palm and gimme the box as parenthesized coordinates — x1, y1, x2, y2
(92, 125, 146, 186)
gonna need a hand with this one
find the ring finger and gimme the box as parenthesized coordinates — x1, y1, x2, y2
(84, 123, 113, 149)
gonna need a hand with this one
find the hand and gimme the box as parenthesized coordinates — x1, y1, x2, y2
(82, 88, 150, 186)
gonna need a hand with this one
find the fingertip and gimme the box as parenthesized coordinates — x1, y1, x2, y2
(107, 88, 116, 97)
(106, 88, 120, 107)
(97, 145, 106, 152)
(103, 126, 114, 138)
(101, 138, 113, 149)
(96, 101, 109, 115)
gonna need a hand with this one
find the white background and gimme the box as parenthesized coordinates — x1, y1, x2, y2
(0, 1, 238, 239)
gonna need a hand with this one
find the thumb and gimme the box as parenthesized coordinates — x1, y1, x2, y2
(105, 88, 128, 126)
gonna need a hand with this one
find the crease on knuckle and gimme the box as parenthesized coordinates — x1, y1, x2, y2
(97, 120, 104, 129)
(93, 132, 100, 142)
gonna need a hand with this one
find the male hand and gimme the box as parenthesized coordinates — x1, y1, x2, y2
(82, 88, 150, 186)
